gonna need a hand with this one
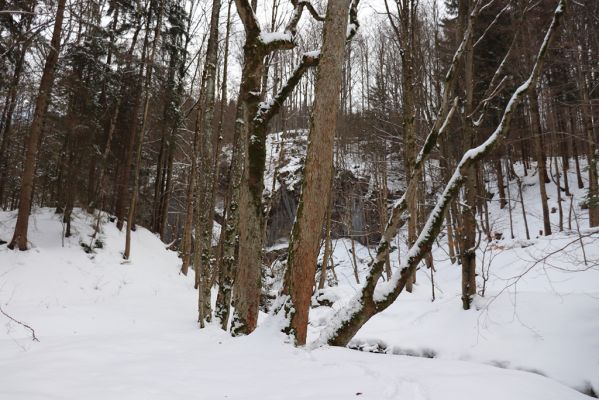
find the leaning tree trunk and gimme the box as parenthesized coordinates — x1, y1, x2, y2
(8, 0, 67, 250)
(281, 0, 351, 346)
(319, 0, 565, 347)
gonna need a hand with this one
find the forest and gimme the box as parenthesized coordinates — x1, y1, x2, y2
(0, 0, 598, 398)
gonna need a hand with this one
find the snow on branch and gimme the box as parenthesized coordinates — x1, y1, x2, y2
(260, 1, 326, 52)
(319, 0, 566, 348)
(316, 97, 458, 347)
(259, 31, 295, 49)
(262, 0, 359, 52)
(254, 51, 320, 127)
(346, 0, 360, 42)
(256, 0, 361, 124)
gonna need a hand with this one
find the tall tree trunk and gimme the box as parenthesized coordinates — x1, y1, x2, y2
(193, 0, 221, 326)
(458, 0, 477, 310)
(8, 0, 67, 250)
(124, 0, 164, 260)
(0, 49, 27, 205)
(214, 0, 265, 329)
(114, 9, 153, 231)
(281, 0, 350, 346)
(576, 50, 599, 226)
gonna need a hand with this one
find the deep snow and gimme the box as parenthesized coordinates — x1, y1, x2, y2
(0, 156, 597, 399)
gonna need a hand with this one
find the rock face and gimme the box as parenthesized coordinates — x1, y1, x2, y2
(265, 165, 384, 247)
(266, 179, 300, 246)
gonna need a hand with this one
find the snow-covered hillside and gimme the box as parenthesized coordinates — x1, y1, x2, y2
(0, 157, 597, 399)
(308, 161, 599, 396)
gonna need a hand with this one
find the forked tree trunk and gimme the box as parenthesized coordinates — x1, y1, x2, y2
(218, 0, 330, 333)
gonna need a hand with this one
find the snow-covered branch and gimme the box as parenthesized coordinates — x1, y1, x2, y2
(254, 51, 320, 127)
(286, 1, 325, 36)
(255, 0, 361, 124)
(320, 0, 566, 347)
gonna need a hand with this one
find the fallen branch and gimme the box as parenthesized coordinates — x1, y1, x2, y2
(0, 304, 39, 342)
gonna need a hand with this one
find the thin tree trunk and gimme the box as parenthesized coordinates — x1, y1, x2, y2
(458, 0, 477, 310)
(529, 90, 552, 235)
(318, 187, 334, 290)
(124, 0, 163, 260)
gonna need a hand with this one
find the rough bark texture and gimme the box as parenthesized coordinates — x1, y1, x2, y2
(8, 0, 66, 250)
(281, 0, 351, 346)
(218, 0, 323, 334)
(192, 0, 221, 326)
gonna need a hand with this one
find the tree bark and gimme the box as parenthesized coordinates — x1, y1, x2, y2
(281, 0, 351, 346)
(8, 0, 67, 250)
(193, 0, 221, 326)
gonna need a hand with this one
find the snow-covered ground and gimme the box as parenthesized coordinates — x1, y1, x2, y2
(0, 159, 597, 399)
(310, 161, 599, 396)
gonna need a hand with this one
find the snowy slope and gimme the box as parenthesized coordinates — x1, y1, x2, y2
(0, 157, 596, 399)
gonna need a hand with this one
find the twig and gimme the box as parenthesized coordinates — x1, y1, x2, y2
(0, 305, 39, 342)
